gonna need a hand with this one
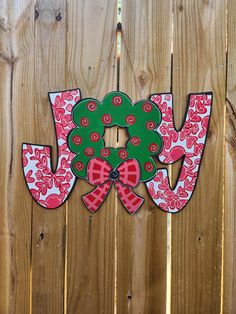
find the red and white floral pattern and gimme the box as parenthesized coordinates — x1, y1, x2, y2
(146, 93, 212, 213)
(22, 89, 80, 209)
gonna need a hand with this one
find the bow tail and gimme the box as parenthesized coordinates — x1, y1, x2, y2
(82, 181, 112, 212)
(115, 182, 144, 214)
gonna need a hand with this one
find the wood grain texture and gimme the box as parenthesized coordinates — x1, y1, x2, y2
(0, 59, 11, 314)
(118, 1, 172, 313)
(66, 1, 117, 313)
(171, 1, 226, 313)
(224, 0, 236, 312)
(1, 1, 236, 312)
(31, 1, 66, 313)
(0, 1, 11, 312)
(10, 1, 35, 312)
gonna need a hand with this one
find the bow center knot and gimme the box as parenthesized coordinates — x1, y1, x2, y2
(109, 170, 119, 180)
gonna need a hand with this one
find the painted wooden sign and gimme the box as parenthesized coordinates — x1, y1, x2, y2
(22, 88, 212, 214)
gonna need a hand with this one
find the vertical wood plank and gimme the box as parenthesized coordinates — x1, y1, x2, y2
(171, 1, 226, 313)
(224, 0, 236, 312)
(0, 58, 11, 314)
(66, 1, 117, 313)
(0, 1, 11, 312)
(10, 1, 35, 312)
(118, 1, 172, 313)
(31, 0, 66, 312)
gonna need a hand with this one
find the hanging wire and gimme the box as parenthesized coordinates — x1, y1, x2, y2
(119, 28, 143, 98)
(95, 17, 143, 97)
(94, 31, 117, 98)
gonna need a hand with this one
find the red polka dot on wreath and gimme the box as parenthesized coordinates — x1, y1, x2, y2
(100, 148, 111, 157)
(90, 132, 100, 142)
(87, 101, 97, 112)
(72, 135, 82, 145)
(130, 136, 141, 146)
(112, 95, 122, 106)
(144, 162, 154, 172)
(102, 113, 112, 124)
(146, 121, 156, 130)
(84, 147, 95, 157)
(148, 143, 158, 153)
(142, 102, 153, 112)
(75, 161, 84, 171)
(125, 114, 136, 125)
(80, 117, 89, 127)
(118, 149, 128, 159)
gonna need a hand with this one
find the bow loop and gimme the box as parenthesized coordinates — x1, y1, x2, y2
(87, 157, 112, 185)
(117, 159, 140, 187)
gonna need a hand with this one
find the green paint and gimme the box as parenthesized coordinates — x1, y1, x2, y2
(68, 91, 163, 182)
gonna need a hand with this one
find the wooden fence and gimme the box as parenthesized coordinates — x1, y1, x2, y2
(0, 0, 235, 313)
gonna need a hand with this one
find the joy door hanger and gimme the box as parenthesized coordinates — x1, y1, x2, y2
(22, 88, 212, 215)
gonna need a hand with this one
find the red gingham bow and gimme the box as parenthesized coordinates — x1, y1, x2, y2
(82, 158, 144, 214)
